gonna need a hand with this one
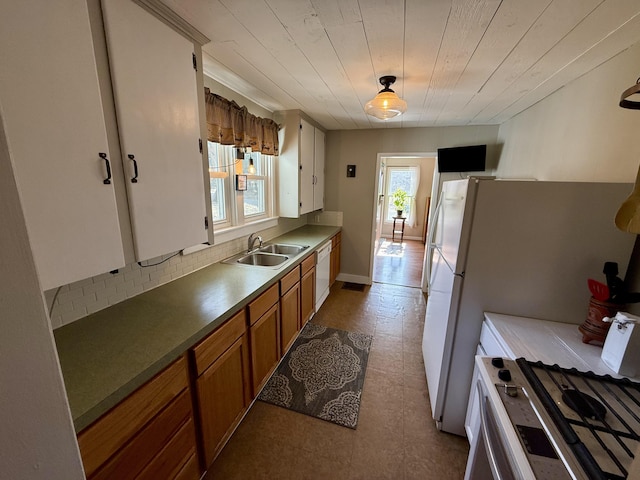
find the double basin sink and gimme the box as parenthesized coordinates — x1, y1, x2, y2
(223, 243, 310, 268)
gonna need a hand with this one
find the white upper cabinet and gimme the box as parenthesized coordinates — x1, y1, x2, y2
(276, 111, 325, 218)
(313, 127, 325, 212)
(0, 0, 125, 290)
(299, 118, 315, 215)
(102, 0, 207, 261)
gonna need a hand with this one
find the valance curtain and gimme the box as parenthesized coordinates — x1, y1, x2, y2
(204, 87, 279, 155)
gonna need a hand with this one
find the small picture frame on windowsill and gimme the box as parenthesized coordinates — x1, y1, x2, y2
(236, 174, 247, 191)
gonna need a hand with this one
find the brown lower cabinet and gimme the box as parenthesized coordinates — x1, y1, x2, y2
(248, 284, 281, 394)
(301, 255, 316, 327)
(191, 309, 251, 469)
(280, 265, 301, 353)
(77, 356, 198, 480)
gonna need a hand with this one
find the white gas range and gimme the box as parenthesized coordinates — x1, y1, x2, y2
(464, 313, 640, 479)
(468, 356, 640, 479)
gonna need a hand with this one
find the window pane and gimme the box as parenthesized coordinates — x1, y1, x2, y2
(244, 178, 265, 216)
(386, 169, 413, 220)
(207, 141, 227, 223)
(210, 177, 225, 222)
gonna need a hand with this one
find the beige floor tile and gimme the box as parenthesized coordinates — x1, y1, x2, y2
(403, 349, 426, 376)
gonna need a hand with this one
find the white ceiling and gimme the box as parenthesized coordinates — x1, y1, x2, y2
(163, 0, 640, 131)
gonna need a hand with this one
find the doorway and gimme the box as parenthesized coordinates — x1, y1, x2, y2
(370, 153, 436, 288)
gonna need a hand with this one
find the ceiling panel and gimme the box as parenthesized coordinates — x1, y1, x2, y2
(163, 0, 640, 130)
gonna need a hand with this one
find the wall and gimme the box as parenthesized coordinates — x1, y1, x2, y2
(495, 40, 640, 309)
(496, 42, 640, 182)
(325, 126, 500, 281)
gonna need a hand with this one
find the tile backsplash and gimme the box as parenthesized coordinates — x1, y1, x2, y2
(45, 217, 308, 329)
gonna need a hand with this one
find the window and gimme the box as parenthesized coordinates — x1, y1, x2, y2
(386, 167, 415, 221)
(207, 142, 275, 232)
(241, 154, 270, 220)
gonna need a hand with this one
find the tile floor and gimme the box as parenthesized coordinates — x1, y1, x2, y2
(205, 281, 469, 479)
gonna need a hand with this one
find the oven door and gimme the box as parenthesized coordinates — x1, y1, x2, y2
(465, 380, 519, 480)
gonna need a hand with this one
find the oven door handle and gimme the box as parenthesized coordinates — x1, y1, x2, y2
(477, 380, 517, 480)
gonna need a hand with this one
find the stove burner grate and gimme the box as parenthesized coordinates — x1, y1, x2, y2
(517, 358, 640, 480)
(562, 388, 607, 420)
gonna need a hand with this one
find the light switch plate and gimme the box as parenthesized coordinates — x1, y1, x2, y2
(347, 165, 356, 177)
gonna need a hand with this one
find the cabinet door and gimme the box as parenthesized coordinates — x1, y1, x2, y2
(249, 303, 281, 393)
(281, 282, 301, 353)
(299, 118, 315, 215)
(301, 266, 316, 326)
(102, 0, 207, 261)
(313, 128, 325, 211)
(0, 0, 124, 289)
(196, 332, 251, 467)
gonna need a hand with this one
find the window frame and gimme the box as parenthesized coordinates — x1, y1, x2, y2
(206, 142, 277, 241)
(385, 166, 416, 221)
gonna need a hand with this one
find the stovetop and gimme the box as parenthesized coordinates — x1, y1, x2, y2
(517, 358, 640, 480)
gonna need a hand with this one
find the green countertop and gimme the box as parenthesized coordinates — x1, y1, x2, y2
(54, 225, 340, 432)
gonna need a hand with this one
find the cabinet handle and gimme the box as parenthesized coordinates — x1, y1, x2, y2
(99, 152, 111, 184)
(128, 154, 138, 183)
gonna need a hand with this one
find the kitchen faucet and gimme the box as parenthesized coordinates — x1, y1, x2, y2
(247, 233, 262, 252)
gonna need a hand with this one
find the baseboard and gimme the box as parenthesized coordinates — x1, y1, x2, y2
(336, 273, 371, 285)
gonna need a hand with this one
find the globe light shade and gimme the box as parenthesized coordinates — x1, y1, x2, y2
(364, 76, 407, 120)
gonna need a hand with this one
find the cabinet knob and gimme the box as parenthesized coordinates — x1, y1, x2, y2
(128, 154, 139, 183)
(99, 152, 111, 185)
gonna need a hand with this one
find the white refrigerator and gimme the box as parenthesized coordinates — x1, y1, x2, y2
(422, 178, 636, 436)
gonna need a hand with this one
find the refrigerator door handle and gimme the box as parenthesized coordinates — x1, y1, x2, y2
(433, 244, 464, 278)
(425, 192, 445, 292)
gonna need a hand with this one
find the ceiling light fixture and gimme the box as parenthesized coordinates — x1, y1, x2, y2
(365, 75, 407, 120)
(248, 156, 256, 174)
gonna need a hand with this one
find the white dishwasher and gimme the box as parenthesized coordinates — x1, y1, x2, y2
(315, 241, 332, 311)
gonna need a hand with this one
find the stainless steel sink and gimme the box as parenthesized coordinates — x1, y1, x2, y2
(258, 243, 309, 255)
(222, 242, 309, 268)
(236, 252, 289, 266)
(222, 250, 290, 268)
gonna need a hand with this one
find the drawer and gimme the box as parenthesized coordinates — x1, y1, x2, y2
(301, 254, 315, 276)
(137, 417, 198, 480)
(192, 309, 247, 376)
(90, 389, 192, 480)
(280, 265, 300, 295)
(78, 356, 188, 478)
(248, 283, 279, 325)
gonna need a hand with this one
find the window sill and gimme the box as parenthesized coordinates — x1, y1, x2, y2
(214, 217, 279, 245)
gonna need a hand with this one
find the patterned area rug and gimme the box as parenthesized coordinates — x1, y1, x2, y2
(258, 323, 372, 429)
